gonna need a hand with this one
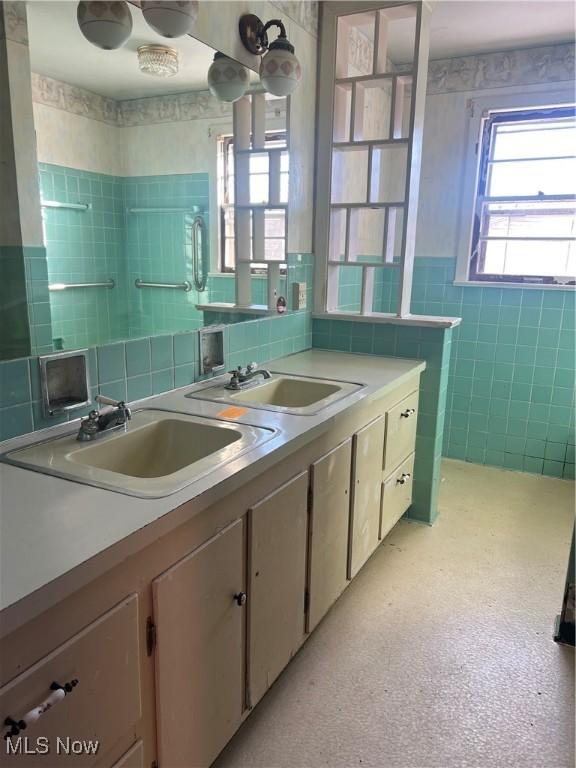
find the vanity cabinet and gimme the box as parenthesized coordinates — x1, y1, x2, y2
(248, 472, 308, 707)
(0, 368, 423, 768)
(307, 439, 352, 632)
(152, 519, 245, 768)
(0, 595, 141, 768)
(349, 416, 386, 579)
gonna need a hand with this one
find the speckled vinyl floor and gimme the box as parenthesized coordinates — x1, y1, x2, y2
(216, 459, 575, 768)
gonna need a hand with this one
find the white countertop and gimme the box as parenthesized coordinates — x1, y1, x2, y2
(0, 350, 425, 634)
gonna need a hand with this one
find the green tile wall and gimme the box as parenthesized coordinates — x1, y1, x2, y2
(0, 311, 313, 443)
(313, 318, 452, 524)
(39, 164, 127, 350)
(124, 174, 209, 337)
(373, 257, 575, 480)
(38, 165, 213, 350)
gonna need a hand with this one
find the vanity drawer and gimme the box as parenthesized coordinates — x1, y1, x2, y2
(383, 390, 419, 475)
(380, 453, 415, 540)
(0, 595, 142, 767)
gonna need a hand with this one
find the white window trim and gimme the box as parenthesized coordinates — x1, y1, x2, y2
(455, 84, 575, 289)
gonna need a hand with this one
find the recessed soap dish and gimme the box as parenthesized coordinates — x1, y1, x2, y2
(199, 325, 225, 375)
(39, 350, 91, 417)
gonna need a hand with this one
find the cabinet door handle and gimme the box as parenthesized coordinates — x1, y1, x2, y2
(400, 408, 416, 418)
(396, 473, 411, 485)
(234, 592, 247, 607)
(4, 680, 79, 740)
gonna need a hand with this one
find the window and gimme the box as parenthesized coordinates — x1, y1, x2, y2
(218, 131, 288, 273)
(469, 104, 576, 285)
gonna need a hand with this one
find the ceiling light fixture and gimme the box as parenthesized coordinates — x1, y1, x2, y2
(141, 1, 199, 38)
(207, 52, 249, 102)
(77, 1, 133, 50)
(137, 45, 179, 77)
(238, 14, 301, 97)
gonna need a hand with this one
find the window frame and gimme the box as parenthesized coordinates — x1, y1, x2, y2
(218, 130, 288, 275)
(455, 87, 576, 289)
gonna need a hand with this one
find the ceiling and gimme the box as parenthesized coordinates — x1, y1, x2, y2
(27, 1, 575, 100)
(27, 1, 231, 100)
(426, 0, 575, 60)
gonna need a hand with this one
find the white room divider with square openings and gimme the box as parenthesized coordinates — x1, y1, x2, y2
(233, 91, 290, 310)
(315, 1, 432, 320)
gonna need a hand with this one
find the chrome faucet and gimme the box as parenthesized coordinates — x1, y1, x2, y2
(76, 395, 132, 441)
(225, 363, 272, 391)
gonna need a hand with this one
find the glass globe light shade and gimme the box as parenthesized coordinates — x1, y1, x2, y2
(141, 1, 198, 38)
(77, 1, 133, 50)
(208, 53, 249, 103)
(259, 39, 301, 97)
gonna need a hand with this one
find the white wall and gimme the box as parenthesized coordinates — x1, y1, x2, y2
(33, 103, 123, 176)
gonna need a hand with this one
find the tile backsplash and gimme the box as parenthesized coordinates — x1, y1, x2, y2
(0, 312, 312, 443)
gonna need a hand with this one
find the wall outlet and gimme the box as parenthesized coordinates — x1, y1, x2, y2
(292, 282, 307, 310)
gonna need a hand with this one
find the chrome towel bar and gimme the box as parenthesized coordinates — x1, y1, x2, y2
(49, 279, 115, 291)
(135, 279, 192, 292)
(42, 201, 91, 211)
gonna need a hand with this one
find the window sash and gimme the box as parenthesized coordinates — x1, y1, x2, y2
(470, 104, 576, 285)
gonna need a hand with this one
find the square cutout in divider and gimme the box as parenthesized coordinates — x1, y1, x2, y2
(385, 206, 405, 263)
(349, 208, 386, 263)
(336, 12, 375, 79)
(392, 76, 413, 139)
(333, 83, 352, 142)
(353, 78, 393, 142)
(331, 146, 368, 204)
(374, 5, 418, 74)
(329, 209, 348, 262)
(369, 144, 408, 203)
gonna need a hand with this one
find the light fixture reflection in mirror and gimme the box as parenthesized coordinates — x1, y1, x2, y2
(239, 14, 301, 97)
(141, 0, 199, 38)
(77, 0, 133, 50)
(138, 45, 179, 77)
(207, 52, 249, 102)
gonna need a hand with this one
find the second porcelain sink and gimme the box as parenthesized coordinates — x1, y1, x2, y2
(186, 373, 364, 415)
(229, 378, 341, 408)
(2, 410, 276, 497)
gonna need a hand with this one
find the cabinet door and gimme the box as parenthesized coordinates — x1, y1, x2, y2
(248, 472, 308, 707)
(349, 415, 385, 579)
(308, 439, 352, 633)
(153, 519, 245, 768)
(0, 595, 141, 768)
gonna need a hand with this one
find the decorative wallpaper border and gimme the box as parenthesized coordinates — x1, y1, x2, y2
(32, 74, 285, 128)
(30, 41, 574, 127)
(426, 42, 574, 94)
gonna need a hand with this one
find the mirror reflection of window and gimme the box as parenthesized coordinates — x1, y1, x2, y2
(218, 132, 288, 273)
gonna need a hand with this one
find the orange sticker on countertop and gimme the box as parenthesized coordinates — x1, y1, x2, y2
(217, 406, 249, 420)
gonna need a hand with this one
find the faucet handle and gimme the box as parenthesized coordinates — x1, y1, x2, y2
(246, 362, 258, 373)
(95, 394, 122, 407)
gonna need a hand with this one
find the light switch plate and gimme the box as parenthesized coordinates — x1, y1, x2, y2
(292, 282, 307, 310)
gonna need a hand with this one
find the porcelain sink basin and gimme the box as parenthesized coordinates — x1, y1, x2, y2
(2, 409, 276, 498)
(229, 378, 341, 408)
(186, 374, 364, 415)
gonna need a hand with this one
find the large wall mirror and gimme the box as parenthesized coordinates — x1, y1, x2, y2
(26, 0, 289, 353)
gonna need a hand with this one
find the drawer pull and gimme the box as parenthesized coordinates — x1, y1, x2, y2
(400, 408, 416, 418)
(234, 592, 247, 607)
(3, 679, 78, 740)
(396, 473, 411, 485)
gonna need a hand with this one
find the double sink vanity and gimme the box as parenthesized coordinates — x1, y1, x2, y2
(0, 349, 424, 768)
